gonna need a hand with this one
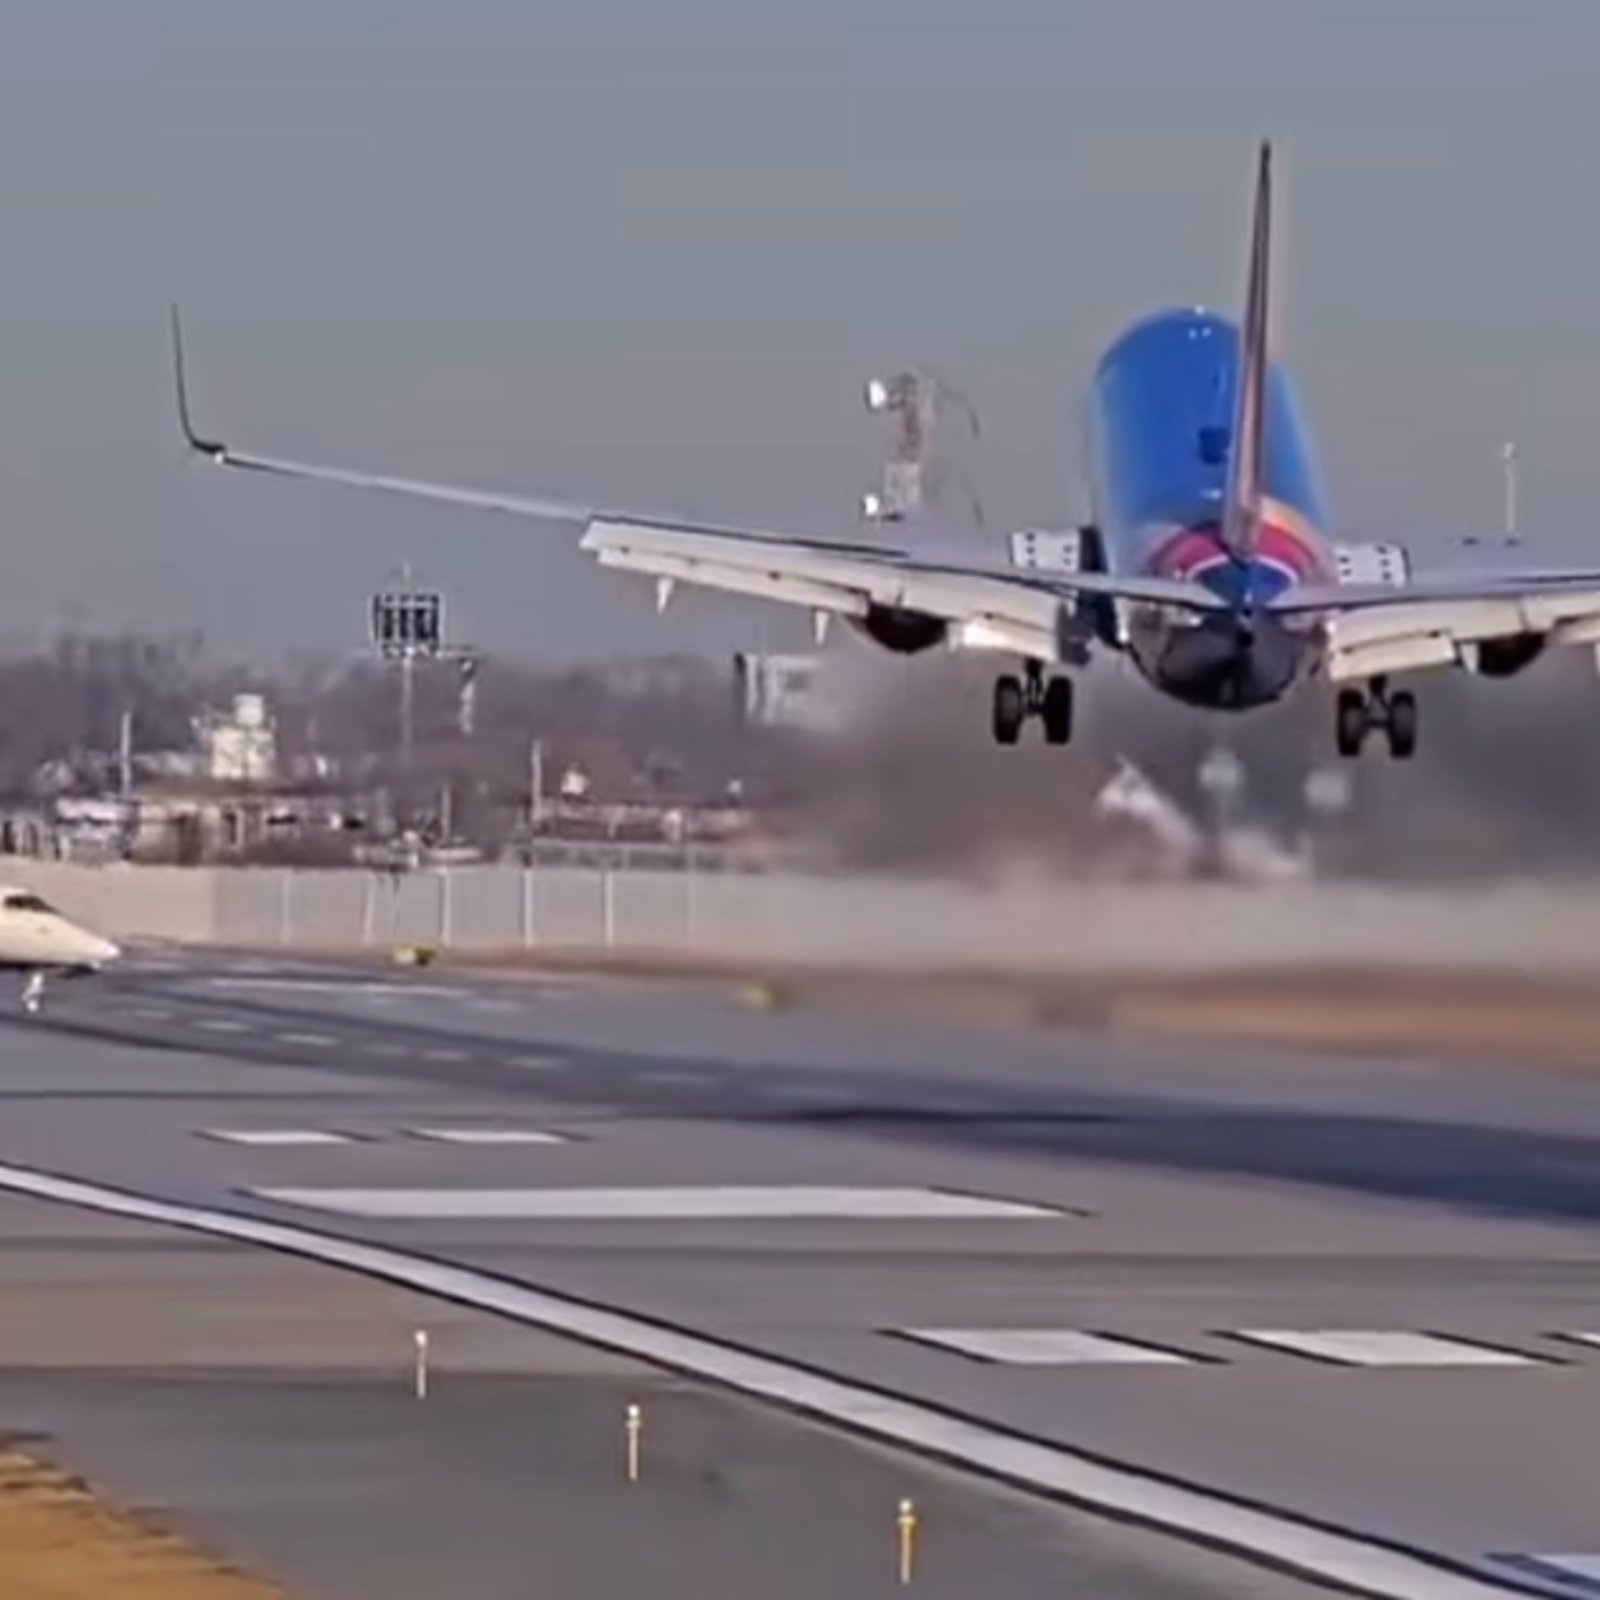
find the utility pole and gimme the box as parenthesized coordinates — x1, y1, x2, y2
(529, 739, 545, 830)
(370, 568, 475, 762)
(116, 709, 133, 800)
(369, 561, 433, 774)
(1502, 440, 1519, 543)
(456, 654, 479, 738)
(370, 563, 443, 835)
(399, 652, 416, 772)
(399, 562, 417, 772)
(861, 369, 984, 530)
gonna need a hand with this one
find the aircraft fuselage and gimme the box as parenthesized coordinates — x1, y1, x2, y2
(1087, 307, 1333, 710)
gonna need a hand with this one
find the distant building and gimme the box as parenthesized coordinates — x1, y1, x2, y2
(593, 656, 719, 699)
(196, 693, 277, 785)
(733, 652, 842, 732)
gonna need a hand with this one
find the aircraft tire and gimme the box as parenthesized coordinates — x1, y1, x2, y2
(1041, 676, 1075, 746)
(1387, 691, 1418, 760)
(1335, 689, 1367, 759)
(992, 675, 1025, 745)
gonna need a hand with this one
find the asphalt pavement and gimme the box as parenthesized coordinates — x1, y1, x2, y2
(0, 949, 1596, 1594)
(0, 1190, 1303, 1600)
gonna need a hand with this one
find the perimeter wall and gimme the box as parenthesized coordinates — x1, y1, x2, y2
(3, 859, 1595, 976)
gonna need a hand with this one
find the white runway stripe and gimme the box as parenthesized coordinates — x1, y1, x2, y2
(277, 1032, 336, 1048)
(204, 978, 465, 998)
(1229, 1331, 1539, 1368)
(1495, 1555, 1600, 1594)
(249, 1185, 1067, 1221)
(0, 1160, 1528, 1600)
(202, 1129, 354, 1147)
(406, 1129, 568, 1146)
(636, 1069, 712, 1089)
(902, 1329, 1197, 1365)
(763, 1082, 852, 1104)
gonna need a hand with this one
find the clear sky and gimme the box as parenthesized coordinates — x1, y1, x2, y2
(0, 0, 1595, 661)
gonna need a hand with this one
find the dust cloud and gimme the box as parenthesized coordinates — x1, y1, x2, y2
(783, 640, 1600, 881)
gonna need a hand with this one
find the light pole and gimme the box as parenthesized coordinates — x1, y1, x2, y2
(861, 368, 984, 529)
(1502, 440, 1518, 543)
(1197, 743, 1244, 874)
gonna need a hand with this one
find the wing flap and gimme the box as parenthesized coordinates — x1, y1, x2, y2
(1274, 574, 1600, 616)
(1319, 589, 1600, 682)
(592, 545, 871, 620)
(204, 447, 597, 524)
(583, 517, 1065, 641)
(582, 516, 1231, 642)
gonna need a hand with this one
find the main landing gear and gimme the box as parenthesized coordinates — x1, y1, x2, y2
(992, 661, 1075, 746)
(1335, 677, 1418, 760)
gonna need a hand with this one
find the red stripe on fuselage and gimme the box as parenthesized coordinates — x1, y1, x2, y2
(1149, 516, 1328, 584)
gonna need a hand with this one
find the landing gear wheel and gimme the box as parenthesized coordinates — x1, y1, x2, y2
(1386, 690, 1418, 760)
(1041, 676, 1075, 746)
(991, 675, 1025, 745)
(1335, 689, 1367, 759)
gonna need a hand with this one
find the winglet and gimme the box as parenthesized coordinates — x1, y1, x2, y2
(169, 305, 227, 461)
(1221, 140, 1272, 563)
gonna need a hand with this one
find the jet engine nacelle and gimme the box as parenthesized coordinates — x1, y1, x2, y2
(1465, 633, 1547, 678)
(852, 604, 948, 655)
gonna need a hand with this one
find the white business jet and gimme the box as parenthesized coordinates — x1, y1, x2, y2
(0, 887, 121, 1013)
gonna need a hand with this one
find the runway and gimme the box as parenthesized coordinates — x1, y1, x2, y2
(3, 949, 1599, 1595)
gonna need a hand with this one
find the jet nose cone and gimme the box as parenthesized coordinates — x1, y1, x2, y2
(88, 936, 120, 967)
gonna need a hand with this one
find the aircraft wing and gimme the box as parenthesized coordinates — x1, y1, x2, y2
(171, 310, 594, 524)
(1269, 571, 1600, 682)
(171, 310, 1231, 660)
(183, 443, 595, 526)
(579, 515, 1232, 658)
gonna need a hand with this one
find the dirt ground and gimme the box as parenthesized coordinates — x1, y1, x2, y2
(434, 946, 1600, 1071)
(0, 1448, 291, 1600)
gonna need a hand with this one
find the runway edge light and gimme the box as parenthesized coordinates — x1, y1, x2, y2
(413, 1328, 430, 1400)
(897, 1496, 919, 1584)
(625, 1401, 642, 1483)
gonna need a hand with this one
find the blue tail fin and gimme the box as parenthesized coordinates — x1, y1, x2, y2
(1222, 141, 1272, 565)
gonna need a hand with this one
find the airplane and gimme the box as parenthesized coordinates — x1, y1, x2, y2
(170, 141, 1600, 762)
(0, 887, 120, 1013)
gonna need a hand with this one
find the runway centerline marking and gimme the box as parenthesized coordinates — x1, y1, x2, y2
(1227, 1331, 1541, 1368)
(405, 1129, 568, 1146)
(200, 1129, 355, 1147)
(761, 1082, 852, 1104)
(901, 1329, 1200, 1366)
(1494, 1555, 1600, 1595)
(202, 978, 467, 998)
(0, 1159, 1532, 1600)
(247, 1185, 1068, 1221)
(276, 1032, 336, 1048)
(1552, 1332, 1600, 1352)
